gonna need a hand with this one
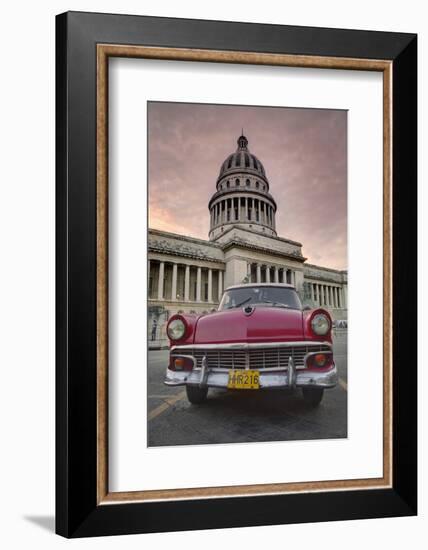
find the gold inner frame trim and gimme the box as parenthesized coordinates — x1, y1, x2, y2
(96, 44, 393, 504)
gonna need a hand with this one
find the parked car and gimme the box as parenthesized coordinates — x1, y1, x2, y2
(164, 283, 337, 406)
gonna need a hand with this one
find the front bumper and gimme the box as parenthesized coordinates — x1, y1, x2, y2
(164, 343, 338, 390)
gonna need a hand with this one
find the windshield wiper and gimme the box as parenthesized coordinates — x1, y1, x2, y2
(261, 301, 291, 308)
(233, 297, 253, 308)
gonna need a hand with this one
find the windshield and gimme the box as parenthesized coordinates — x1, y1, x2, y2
(218, 286, 302, 311)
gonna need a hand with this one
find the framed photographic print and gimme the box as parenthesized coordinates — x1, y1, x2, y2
(56, 11, 417, 537)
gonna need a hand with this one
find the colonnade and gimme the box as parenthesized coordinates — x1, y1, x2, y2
(211, 196, 275, 229)
(148, 260, 223, 303)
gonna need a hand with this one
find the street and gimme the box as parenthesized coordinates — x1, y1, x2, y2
(147, 331, 347, 446)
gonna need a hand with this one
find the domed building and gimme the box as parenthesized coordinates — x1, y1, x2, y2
(148, 134, 348, 347)
(208, 134, 277, 240)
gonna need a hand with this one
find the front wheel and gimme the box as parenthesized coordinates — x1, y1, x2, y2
(302, 387, 324, 407)
(186, 385, 208, 404)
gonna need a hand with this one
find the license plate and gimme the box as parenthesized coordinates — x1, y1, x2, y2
(227, 370, 260, 389)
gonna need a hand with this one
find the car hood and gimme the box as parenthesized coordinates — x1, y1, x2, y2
(194, 306, 304, 344)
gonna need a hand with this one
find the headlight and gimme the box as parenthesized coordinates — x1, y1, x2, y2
(311, 313, 330, 335)
(167, 318, 186, 340)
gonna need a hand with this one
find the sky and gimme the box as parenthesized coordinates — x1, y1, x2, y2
(148, 102, 347, 270)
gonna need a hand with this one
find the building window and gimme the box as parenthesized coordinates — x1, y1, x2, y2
(235, 178, 240, 186)
(246, 179, 250, 187)
(256, 181, 259, 189)
(235, 153, 241, 167)
(226, 180, 230, 188)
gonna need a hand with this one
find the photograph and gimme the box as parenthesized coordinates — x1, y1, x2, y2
(147, 101, 348, 446)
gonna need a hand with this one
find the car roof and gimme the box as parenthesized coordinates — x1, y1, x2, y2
(226, 283, 296, 291)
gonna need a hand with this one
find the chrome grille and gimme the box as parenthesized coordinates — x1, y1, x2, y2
(172, 344, 331, 370)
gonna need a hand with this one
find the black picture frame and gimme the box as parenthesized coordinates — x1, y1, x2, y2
(56, 11, 417, 538)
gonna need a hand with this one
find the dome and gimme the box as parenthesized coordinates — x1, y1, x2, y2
(218, 135, 267, 180)
(208, 133, 277, 242)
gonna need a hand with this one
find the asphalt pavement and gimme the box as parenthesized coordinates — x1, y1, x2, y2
(147, 330, 347, 447)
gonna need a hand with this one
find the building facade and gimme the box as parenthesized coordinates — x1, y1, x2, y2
(148, 134, 347, 346)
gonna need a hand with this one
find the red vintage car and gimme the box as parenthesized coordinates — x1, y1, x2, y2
(164, 283, 337, 406)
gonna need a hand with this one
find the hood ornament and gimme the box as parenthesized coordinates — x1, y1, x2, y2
(243, 305, 255, 316)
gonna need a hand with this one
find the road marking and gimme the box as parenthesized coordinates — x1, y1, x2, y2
(339, 378, 348, 391)
(148, 390, 186, 421)
(148, 394, 177, 399)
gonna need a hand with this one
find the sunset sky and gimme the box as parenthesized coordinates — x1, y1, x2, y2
(148, 102, 347, 270)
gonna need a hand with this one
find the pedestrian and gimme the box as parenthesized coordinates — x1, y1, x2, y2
(151, 319, 157, 341)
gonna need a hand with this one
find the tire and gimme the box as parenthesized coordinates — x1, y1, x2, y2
(186, 385, 208, 404)
(302, 387, 324, 407)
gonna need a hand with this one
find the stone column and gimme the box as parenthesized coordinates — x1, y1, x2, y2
(274, 266, 279, 283)
(266, 266, 271, 283)
(207, 268, 212, 302)
(247, 263, 252, 283)
(218, 270, 223, 299)
(245, 197, 248, 220)
(310, 283, 314, 301)
(196, 267, 202, 301)
(157, 261, 164, 300)
(184, 265, 190, 302)
(148, 260, 151, 296)
(256, 264, 261, 283)
(171, 263, 177, 301)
